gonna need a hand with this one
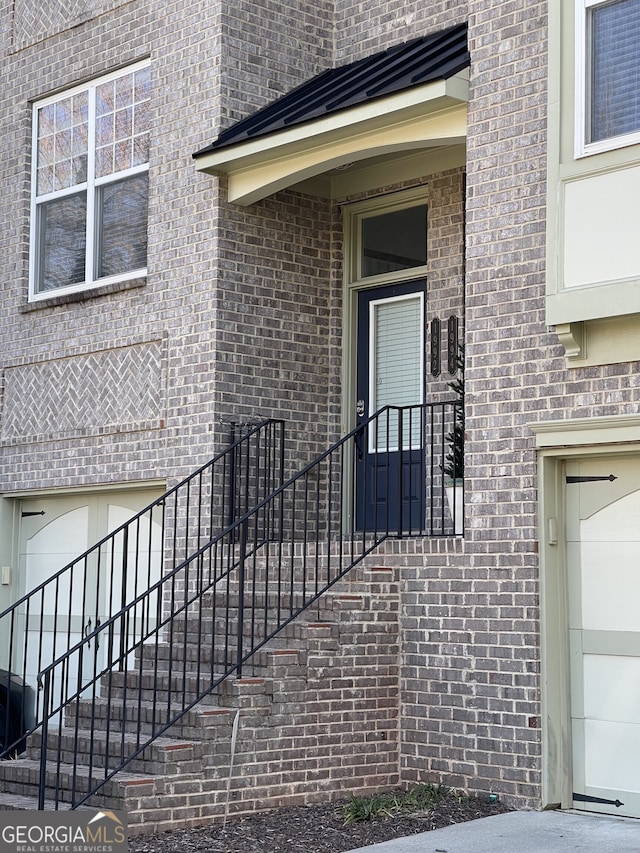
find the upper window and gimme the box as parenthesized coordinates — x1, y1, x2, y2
(360, 205, 427, 278)
(577, 0, 640, 155)
(30, 62, 150, 299)
(347, 192, 428, 286)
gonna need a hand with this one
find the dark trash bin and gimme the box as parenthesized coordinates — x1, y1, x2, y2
(0, 669, 36, 758)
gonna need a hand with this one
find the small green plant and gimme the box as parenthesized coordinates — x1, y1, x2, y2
(401, 782, 450, 811)
(443, 342, 464, 481)
(338, 792, 394, 826)
(337, 783, 452, 826)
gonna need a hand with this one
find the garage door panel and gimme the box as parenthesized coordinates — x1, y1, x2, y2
(569, 629, 584, 714)
(585, 719, 640, 792)
(580, 492, 640, 540)
(566, 542, 582, 627)
(567, 457, 640, 523)
(580, 544, 640, 631)
(568, 459, 640, 818)
(582, 630, 640, 656)
(584, 654, 640, 723)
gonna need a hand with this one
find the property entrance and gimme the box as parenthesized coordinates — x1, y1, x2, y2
(566, 455, 640, 818)
(355, 281, 426, 531)
(16, 488, 162, 701)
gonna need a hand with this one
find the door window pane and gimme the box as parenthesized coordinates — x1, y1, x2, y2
(590, 0, 640, 142)
(370, 294, 423, 450)
(361, 204, 427, 277)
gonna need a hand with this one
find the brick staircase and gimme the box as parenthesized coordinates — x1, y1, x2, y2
(0, 561, 400, 835)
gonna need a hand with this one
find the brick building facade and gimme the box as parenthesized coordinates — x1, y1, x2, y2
(1, 0, 640, 831)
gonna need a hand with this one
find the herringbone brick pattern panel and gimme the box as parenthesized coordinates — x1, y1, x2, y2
(1, 341, 163, 442)
(12, 0, 130, 50)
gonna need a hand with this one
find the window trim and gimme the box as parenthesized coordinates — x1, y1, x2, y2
(575, 0, 640, 158)
(28, 60, 150, 302)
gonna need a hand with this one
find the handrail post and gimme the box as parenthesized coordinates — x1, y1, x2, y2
(228, 422, 237, 527)
(236, 523, 247, 678)
(38, 672, 50, 809)
(397, 409, 404, 537)
(119, 526, 129, 669)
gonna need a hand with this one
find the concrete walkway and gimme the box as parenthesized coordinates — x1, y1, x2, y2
(345, 810, 640, 853)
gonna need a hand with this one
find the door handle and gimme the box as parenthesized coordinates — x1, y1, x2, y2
(356, 399, 365, 417)
(84, 617, 101, 650)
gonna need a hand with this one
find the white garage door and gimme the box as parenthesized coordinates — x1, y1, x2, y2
(17, 488, 163, 704)
(567, 457, 640, 818)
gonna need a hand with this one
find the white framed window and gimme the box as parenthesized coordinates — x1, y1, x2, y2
(345, 188, 428, 288)
(576, 0, 640, 156)
(29, 61, 150, 300)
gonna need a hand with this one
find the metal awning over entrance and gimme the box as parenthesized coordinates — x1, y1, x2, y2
(193, 23, 470, 205)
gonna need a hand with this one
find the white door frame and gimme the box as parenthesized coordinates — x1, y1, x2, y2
(530, 413, 640, 810)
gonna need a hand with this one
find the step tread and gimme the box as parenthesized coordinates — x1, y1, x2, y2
(0, 756, 161, 784)
(30, 729, 198, 751)
(0, 791, 80, 811)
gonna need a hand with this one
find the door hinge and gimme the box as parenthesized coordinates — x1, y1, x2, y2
(566, 475, 617, 484)
(573, 792, 624, 808)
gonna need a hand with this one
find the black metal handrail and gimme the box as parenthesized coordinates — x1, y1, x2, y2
(32, 401, 461, 809)
(0, 418, 284, 760)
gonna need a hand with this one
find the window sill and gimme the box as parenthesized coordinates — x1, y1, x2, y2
(21, 276, 147, 312)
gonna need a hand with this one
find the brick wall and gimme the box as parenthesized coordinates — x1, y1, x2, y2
(220, 0, 333, 130)
(389, 0, 549, 807)
(210, 188, 335, 471)
(333, 0, 468, 62)
(0, 0, 334, 491)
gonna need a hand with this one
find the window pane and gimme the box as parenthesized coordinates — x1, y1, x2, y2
(361, 204, 427, 277)
(96, 173, 148, 278)
(590, 0, 640, 142)
(36, 192, 87, 292)
(134, 66, 151, 102)
(371, 295, 423, 450)
(37, 94, 88, 195)
(94, 69, 150, 178)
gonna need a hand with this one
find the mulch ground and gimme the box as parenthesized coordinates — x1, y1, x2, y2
(129, 793, 511, 853)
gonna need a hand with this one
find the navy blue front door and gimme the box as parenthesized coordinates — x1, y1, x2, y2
(355, 281, 426, 532)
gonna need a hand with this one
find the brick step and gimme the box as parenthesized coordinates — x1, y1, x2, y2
(105, 646, 304, 701)
(0, 756, 161, 809)
(164, 592, 351, 631)
(172, 564, 394, 622)
(0, 791, 87, 811)
(0, 776, 258, 834)
(137, 618, 339, 672)
(103, 668, 228, 702)
(235, 544, 394, 565)
(65, 678, 271, 735)
(25, 729, 203, 778)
